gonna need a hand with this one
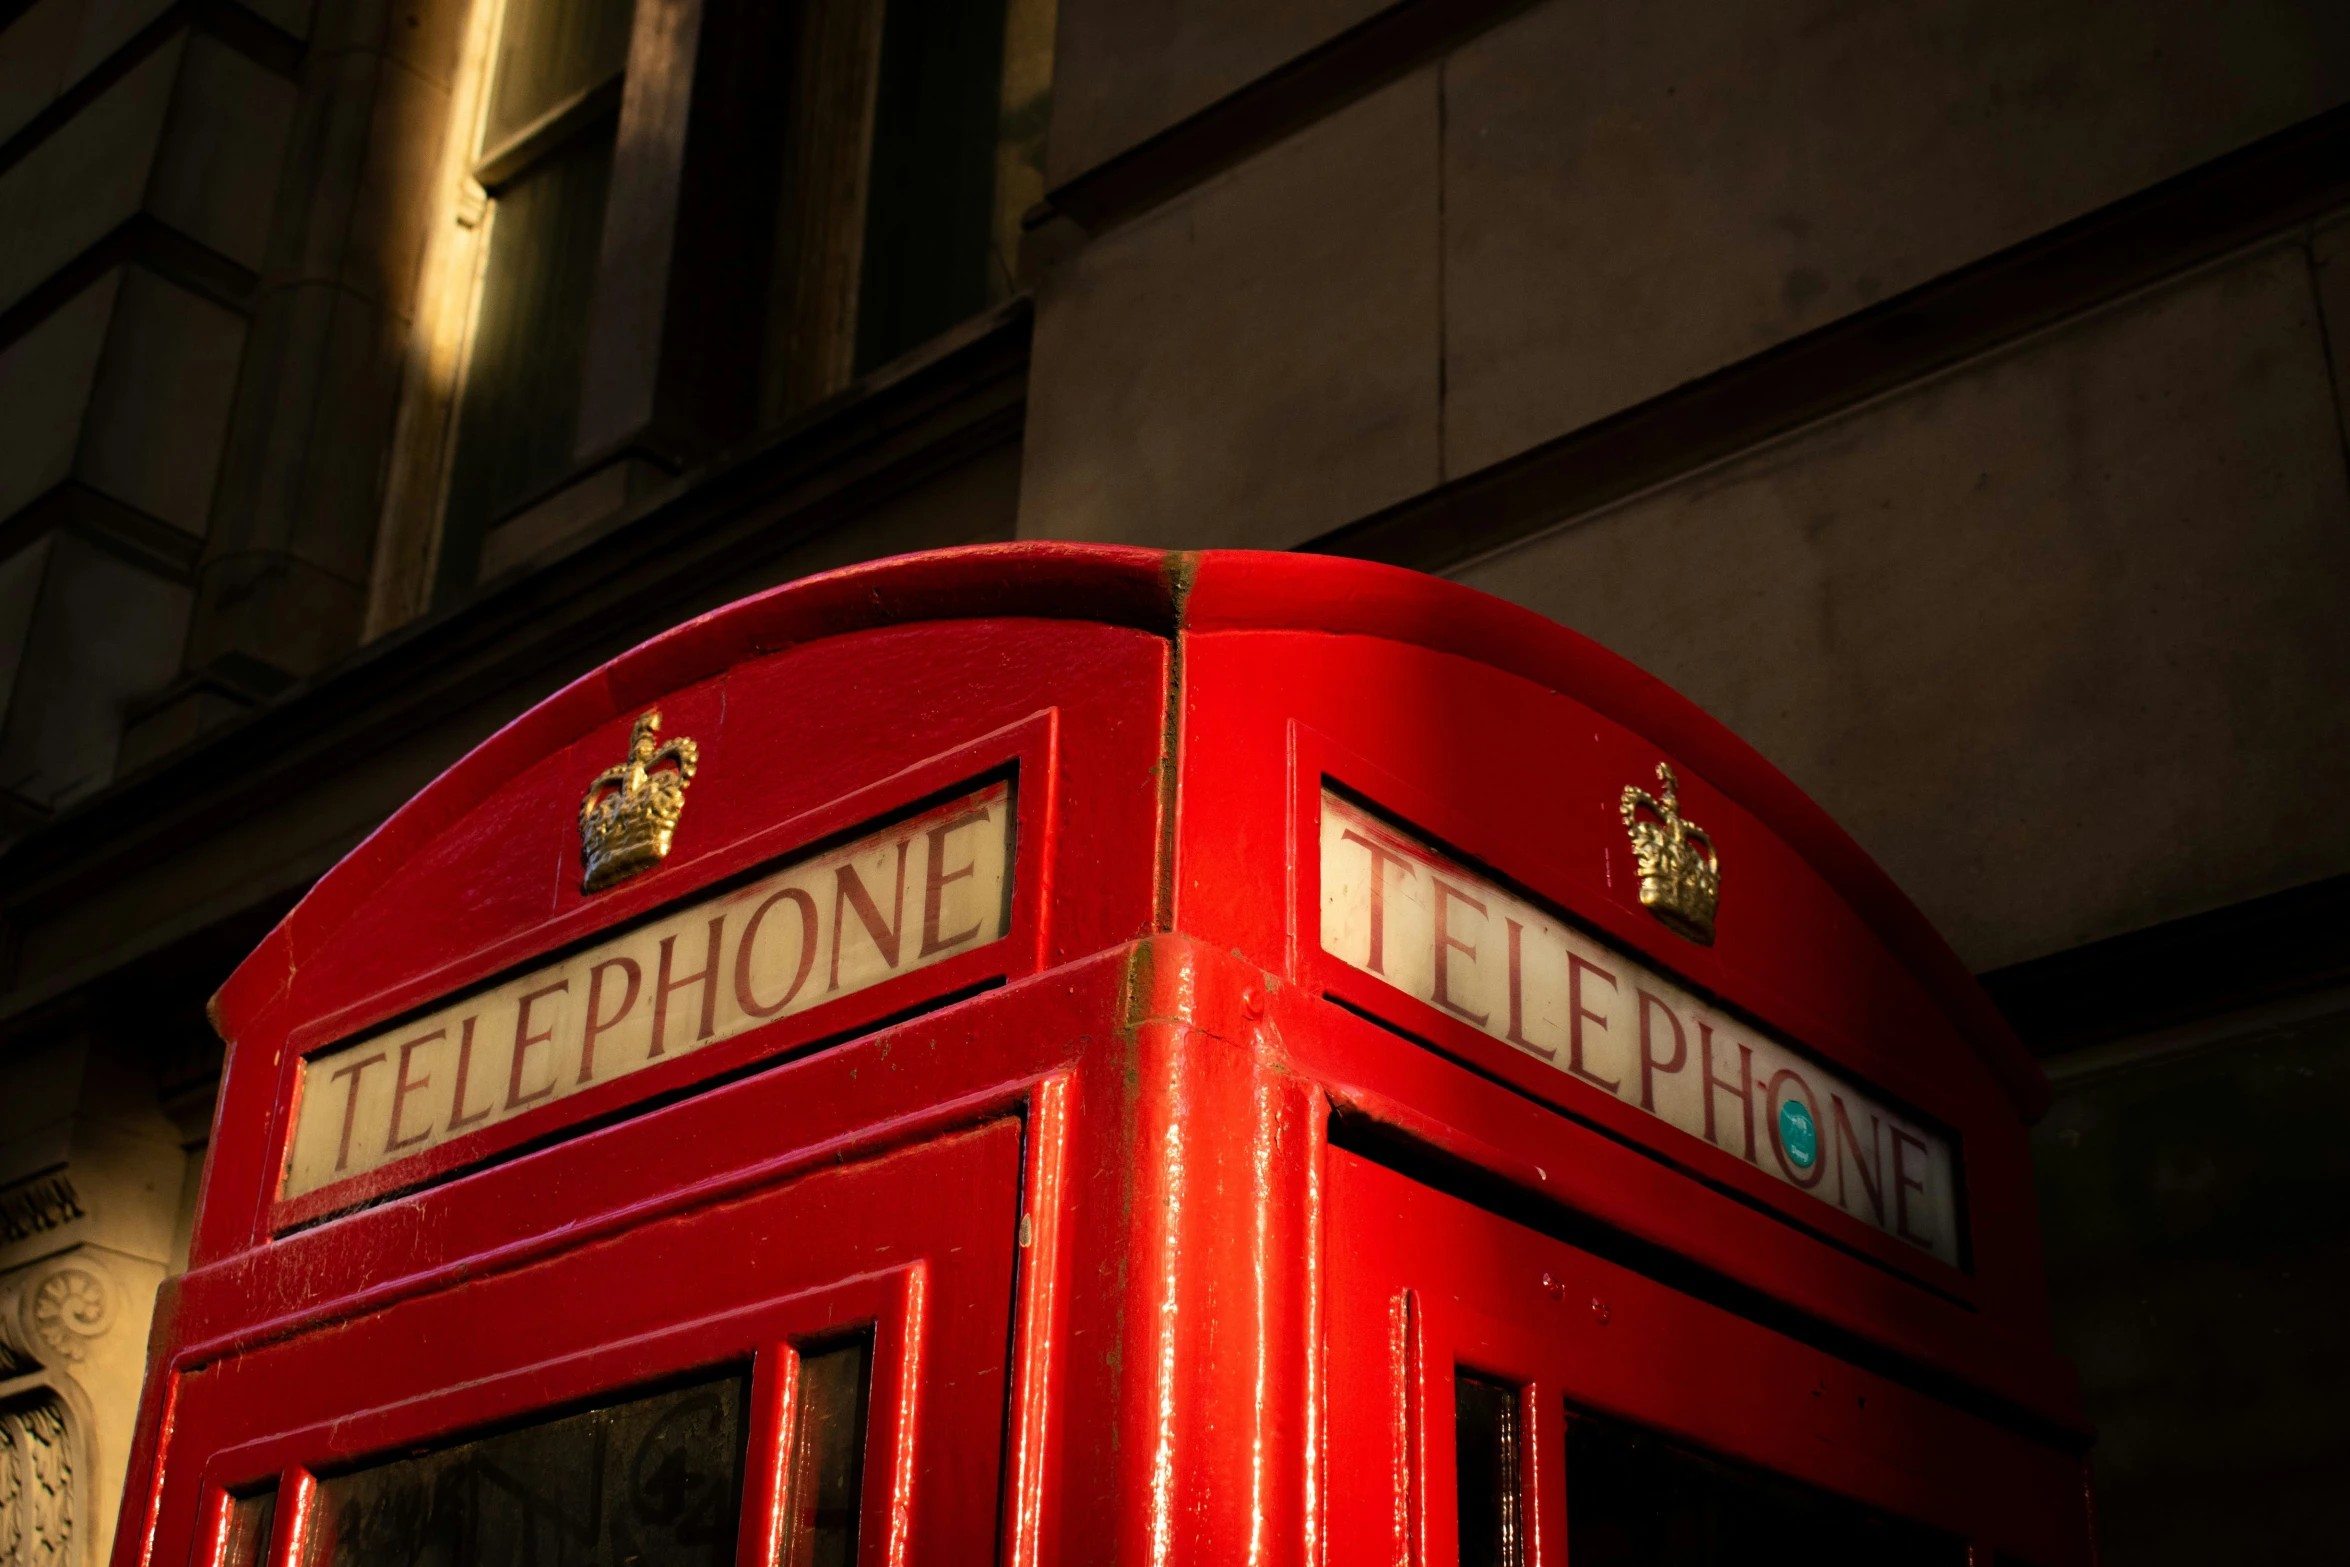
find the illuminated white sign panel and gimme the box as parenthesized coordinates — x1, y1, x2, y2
(286, 781, 1012, 1199)
(1320, 790, 1961, 1267)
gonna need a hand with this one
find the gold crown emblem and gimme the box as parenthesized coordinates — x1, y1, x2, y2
(579, 709, 699, 894)
(1619, 763, 1719, 945)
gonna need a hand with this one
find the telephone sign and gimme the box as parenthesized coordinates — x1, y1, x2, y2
(287, 781, 1013, 1199)
(1319, 789, 1963, 1266)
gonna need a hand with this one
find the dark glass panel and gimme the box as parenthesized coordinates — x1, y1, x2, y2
(303, 1371, 747, 1567)
(853, 0, 1008, 373)
(1564, 1409, 1966, 1566)
(1456, 1374, 1523, 1567)
(486, 0, 635, 147)
(782, 1341, 869, 1567)
(222, 1489, 278, 1567)
(437, 124, 615, 599)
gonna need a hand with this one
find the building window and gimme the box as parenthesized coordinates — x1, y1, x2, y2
(374, 0, 1055, 624)
(762, 0, 1053, 422)
(855, 0, 1011, 372)
(435, 0, 634, 598)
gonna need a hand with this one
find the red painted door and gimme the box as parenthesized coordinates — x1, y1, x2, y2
(1324, 1147, 2089, 1567)
(159, 1120, 1022, 1567)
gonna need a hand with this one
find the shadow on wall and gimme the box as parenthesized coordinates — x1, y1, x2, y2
(2031, 1004, 2350, 1565)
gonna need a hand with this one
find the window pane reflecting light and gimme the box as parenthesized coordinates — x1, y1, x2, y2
(302, 1371, 748, 1567)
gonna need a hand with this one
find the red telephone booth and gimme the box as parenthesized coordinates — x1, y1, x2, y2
(117, 545, 2094, 1567)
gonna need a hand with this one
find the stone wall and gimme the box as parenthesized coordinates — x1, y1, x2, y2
(1020, 1, 2350, 1556)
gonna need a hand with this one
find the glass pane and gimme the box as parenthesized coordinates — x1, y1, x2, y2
(303, 1370, 748, 1567)
(1455, 1374, 1522, 1567)
(438, 125, 615, 598)
(782, 1342, 868, 1567)
(486, 0, 635, 146)
(853, 0, 1008, 373)
(1564, 1409, 1967, 1566)
(222, 1490, 278, 1567)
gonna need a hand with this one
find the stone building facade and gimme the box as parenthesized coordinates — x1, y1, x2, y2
(0, 0, 2344, 1562)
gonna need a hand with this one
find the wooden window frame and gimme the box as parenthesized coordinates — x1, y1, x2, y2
(364, 0, 1055, 632)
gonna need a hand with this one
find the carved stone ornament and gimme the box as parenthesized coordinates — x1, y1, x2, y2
(0, 1173, 82, 1247)
(0, 1392, 74, 1567)
(24, 1270, 110, 1366)
(1619, 763, 1721, 945)
(579, 709, 700, 894)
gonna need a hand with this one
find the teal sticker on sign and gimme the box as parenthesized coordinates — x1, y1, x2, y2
(1778, 1098, 1818, 1169)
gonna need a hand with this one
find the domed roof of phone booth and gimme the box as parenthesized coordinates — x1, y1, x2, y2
(212, 543, 2045, 1123)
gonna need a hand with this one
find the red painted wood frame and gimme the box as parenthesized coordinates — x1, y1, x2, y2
(1171, 616, 2077, 1422)
(131, 949, 1111, 1567)
(162, 1121, 1021, 1567)
(1323, 1150, 2092, 1566)
(199, 612, 1169, 1250)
